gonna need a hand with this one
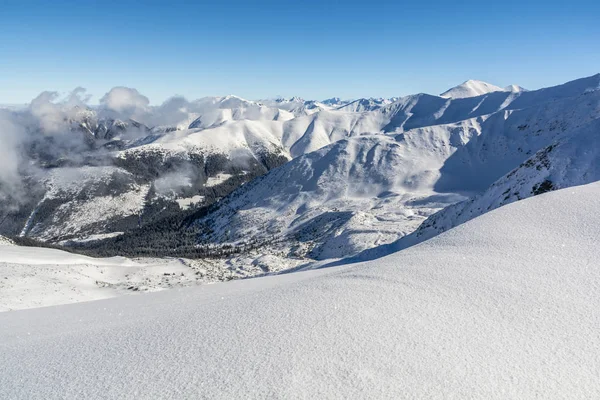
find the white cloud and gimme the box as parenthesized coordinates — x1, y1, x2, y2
(100, 87, 150, 118)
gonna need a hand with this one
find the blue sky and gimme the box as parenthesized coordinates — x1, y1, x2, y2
(1, 0, 599, 104)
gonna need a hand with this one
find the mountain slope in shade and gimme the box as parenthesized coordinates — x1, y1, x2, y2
(1, 182, 599, 398)
(395, 115, 600, 251)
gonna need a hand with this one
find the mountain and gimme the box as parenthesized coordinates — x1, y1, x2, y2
(321, 97, 350, 106)
(504, 84, 527, 92)
(182, 78, 600, 263)
(335, 97, 395, 112)
(395, 114, 600, 251)
(189, 125, 476, 260)
(3, 74, 599, 253)
(3, 182, 600, 398)
(187, 95, 295, 129)
(440, 79, 521, 98)
(257, 97, 337, 117)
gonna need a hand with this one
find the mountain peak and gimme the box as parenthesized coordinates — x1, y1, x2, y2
(440, 80, 504, 99)
(504, 84, 528, 92)
(321, 97, 342, 105)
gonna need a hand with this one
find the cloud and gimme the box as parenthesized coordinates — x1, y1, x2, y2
(100, 87, 150, 120)
(0, 110, 28, 210)
(28, 91, 66, 133)
(153, 168, 194, 196)
(0, 85, 233, 212)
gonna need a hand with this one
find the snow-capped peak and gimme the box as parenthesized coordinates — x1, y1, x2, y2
(440, 80, 505, 98)
(321, 97, 343, 105)
(274, 96, 305, 104)
(504, 84, 527, 93)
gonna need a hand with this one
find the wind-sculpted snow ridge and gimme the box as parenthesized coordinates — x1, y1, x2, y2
(2, 182, 599, 398)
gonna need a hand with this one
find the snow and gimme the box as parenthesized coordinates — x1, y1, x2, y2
(193, 127, 477, 260)
(1, 182, 599, 398)
(192, 83, 600, 262)
(440, 80, 529, 99)
(205, 173, 233, 187)
(175, 195, 205, 209)
(59, 232, 124, 245)
(504, 84, 527, 92)
(0, 235, 15, 246)
(388, 99, 600, 252)
(11, 74, 599, 244)
(0, 246, 197, 311)
(20, 166, 150, 242)
(440, 79, 506, 98)
(0, 242, 307, 311)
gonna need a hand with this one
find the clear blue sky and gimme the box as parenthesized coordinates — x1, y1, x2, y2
(1, 0, 599, 104)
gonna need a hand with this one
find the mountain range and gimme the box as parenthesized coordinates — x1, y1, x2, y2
(1, 74, 599, 275)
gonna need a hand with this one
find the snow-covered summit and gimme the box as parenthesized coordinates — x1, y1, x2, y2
(321, 97, 345, 106)
(440, 79, 506, 98)
(440, 79, 527, 99)
(504, 84, 527, 92)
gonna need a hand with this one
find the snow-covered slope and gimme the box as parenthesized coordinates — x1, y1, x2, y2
(258, 97, 334, 117)
(190, 85, 600, 261)
(505, 84, 527, 92)
(2, 182, 599, 398)
(187, 95, 295, 129)
(192, 121, 481, 259)
(335, 97, 394, 112)
(0, 245, 186, 311)
(0, 235, 14, 246)
(19, 166, 150, 242)
(395, 114, 600, 250)
(321, 97, 350, 107)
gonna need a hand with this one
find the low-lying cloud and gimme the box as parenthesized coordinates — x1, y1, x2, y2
(0, 86, 212, 210)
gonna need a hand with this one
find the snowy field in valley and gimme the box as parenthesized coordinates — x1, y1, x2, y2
(0, 246, 190, 311)
(1, 182, 599, 399)
(0, 244, 308, 311)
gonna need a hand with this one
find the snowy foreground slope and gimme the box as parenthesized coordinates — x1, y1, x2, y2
(2, 182, 599, 399)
